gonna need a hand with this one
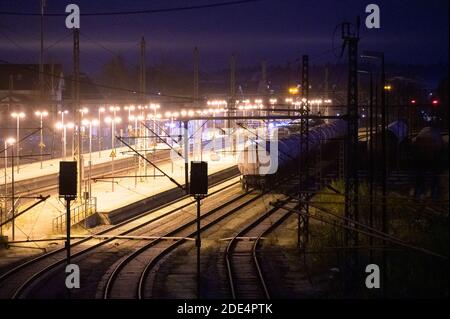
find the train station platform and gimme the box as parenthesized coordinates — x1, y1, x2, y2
(0, 146, 239, 244)
(0, 145, 137, 185)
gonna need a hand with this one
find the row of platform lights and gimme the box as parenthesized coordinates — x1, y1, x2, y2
(4, 97, 334, 172)
(4, 90, 407, 165)
(3, 102, 229, 172)
(5, 91, 439, 172)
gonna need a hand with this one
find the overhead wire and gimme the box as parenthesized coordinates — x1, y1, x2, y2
(0, 0, 262, 17)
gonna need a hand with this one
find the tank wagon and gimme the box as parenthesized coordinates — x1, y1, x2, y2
(238, 120, 347, 190)
(369, 119, 409, 167)
(411, 126, 444, 170)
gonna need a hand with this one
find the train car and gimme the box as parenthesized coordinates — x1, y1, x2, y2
(368, 119, 409, 167)
(411, 127, 445, 198)
(411, 126, 444, 170)
(238, 120, 347, 190)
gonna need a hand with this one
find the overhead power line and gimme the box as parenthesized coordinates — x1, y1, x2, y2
(0, 0, 262, 16)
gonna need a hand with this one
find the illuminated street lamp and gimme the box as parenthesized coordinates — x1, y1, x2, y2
(105, 116, 122, 192)
(79, 107, 89, 118)
(288, 87, 299, 95)
(81, 119, 99, 197)
(109, 106, 121, 118)
(55, 121, 73, 160)
(129, 114, 139, 147)
(124, 105, 135, 134)
(149, 104, 160, 144)
(124, 105, 135, 118)
(11, 112, 25, 173)
(98, 107, 105, 157)
(58, 110, 69, 159)
(35, 110, 48, 169)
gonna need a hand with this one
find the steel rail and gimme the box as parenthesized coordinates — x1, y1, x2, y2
(103, 189, 262, 299)
(0, 174, 239, 299)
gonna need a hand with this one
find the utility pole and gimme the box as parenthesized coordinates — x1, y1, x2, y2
(261, 59, 267, 96)
(193, 48, 202, 159)
(39, 0, 46, 101)
(73, 29, 82, 200)
(298, 55, 310, 250)
(8, 75, 13, 136)
(11, 144, 15, 241)
(228, 54, 236, 134)
(184, 121, 189, 194)
(194, 47, 199, 103)
(140, 37, 146, 101)
(230, 54, 236, 100)
(341, 18, 360, 293)
(140, 37, 147, 179)
(380, 54, 387, 237)
(324, 66, 329, 116)
(380, 53, 388, 297)
(342, 20, 360, 246)
(368, 70, 374, 259)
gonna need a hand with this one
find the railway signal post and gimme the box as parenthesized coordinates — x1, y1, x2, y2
(59, 162, 77, 268)
(190, 161, 208, 299)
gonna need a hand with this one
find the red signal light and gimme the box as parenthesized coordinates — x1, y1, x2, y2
(411, 99, 416, 104)
(432, 99, 439, 105)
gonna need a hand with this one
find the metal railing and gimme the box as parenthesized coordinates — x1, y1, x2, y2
(52, 197, 97, 233)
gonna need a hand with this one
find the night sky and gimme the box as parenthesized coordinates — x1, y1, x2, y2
(0, 0, 448, 73)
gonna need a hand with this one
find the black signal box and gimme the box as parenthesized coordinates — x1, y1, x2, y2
(59, 161, 77, 198)
(190, 161, 208, 196)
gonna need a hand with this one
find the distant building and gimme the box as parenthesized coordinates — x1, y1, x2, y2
(0, 63, 64, 124)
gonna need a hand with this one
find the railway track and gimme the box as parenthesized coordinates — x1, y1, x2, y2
(225, 197, 296, 299)
(0, 174, 239, 299)
(103, 187, 264, 299)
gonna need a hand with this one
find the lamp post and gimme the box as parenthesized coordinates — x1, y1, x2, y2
(109, 106, 121, 146)
(79, 108, 89, 159)
(129, 114, 138, 187)
(150, 104, 160, 144)
(10, 112, 25, 174)
(165, 111, 172, 144)
(132, 114, 145, 184)
(124, 105, 135, 135)
(79, 107, 88, 118)
(58, 110, 69, 159)
(82, 119, 98, 198)
(56, 121, 74, 161)
(105, 116, 121, 192)
(98, 107, 105, 157)
(35, 110, 48, 169)
(129, 114, 138, 147)
(269, 98, 277, 125)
